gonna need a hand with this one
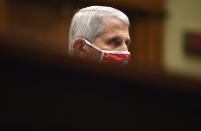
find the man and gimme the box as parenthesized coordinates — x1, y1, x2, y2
(69, 6, 131, 65)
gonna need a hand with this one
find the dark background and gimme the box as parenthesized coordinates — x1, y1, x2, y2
(1, 41, 201, 130)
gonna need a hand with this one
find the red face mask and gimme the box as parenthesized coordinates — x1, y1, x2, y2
(83, 39, 130, 65)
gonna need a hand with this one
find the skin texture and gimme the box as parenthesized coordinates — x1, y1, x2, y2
(73, 16, 130, 62)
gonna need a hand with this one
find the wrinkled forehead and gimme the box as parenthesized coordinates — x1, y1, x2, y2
(101, 16, 129, 33)
(96, 16, 130, 42)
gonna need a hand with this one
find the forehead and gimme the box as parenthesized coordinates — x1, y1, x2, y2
(100, 16, 129, 38)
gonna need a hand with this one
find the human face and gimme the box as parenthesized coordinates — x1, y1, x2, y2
(93, 16, 131, 52)
(80, 16, 130, 62)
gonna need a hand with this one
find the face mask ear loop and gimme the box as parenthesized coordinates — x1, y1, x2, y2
(83, 39, 104, 62)
(83, 39, 102, 52)
(99, 52, 104, 62)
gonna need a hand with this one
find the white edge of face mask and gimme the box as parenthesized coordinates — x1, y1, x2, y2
(83, 39, 130, 54)
(101, 50, 130, 54)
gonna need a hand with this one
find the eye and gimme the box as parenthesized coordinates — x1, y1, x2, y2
(109, 37, 122, 45)
(125, 39, 131, 46)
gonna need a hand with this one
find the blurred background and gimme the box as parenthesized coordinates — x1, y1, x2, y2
(1, 0, 201, 130)
(0, 0, 201, 79)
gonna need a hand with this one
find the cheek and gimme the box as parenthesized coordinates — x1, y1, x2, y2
(101, 44, 115, 50)
(117, 44, 129, 52)
(97, 42, 128, 51)
(85, 46, 102, 61)
(94, 35, 112, 50)
(94, 42, 114, 51)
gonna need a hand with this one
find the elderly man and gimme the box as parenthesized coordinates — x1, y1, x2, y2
(69, 6, 131, 65)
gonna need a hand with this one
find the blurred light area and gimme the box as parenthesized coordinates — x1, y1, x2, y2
(163, 0, 201, 80)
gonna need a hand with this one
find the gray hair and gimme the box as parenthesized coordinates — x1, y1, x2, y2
(68, 6, 130, 54)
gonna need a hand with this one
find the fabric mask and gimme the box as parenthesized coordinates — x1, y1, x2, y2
(83, 39, 130, 65)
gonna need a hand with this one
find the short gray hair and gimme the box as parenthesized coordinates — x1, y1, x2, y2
(68, 6, 130, 54)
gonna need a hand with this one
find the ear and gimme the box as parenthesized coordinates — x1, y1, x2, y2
(73, 38, 87, 57)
